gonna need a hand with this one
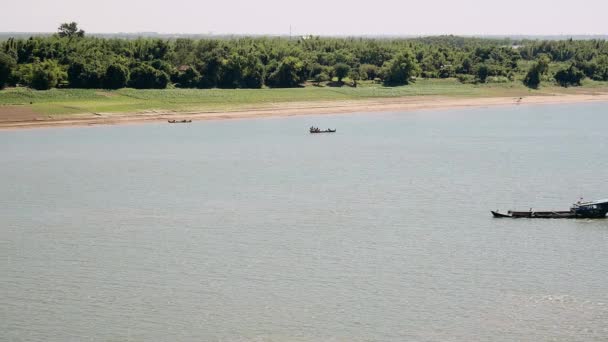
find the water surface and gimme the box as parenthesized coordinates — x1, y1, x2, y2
(1, 103, 608, 341)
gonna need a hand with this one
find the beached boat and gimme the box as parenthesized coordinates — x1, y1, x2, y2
(168, 119, 192, 123)
(309, 127, 336, 133)
(492, 198, 608, 219)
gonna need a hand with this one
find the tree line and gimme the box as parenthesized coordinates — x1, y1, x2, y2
(1, 23, 607, 91)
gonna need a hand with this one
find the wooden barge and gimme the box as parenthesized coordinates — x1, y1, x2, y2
(492, 198, 608, 219)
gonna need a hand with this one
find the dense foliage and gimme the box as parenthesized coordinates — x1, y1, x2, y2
(523, 55, 550, 89)
(0, 51, 15, 89)
(1, 23, 607, 90)
(554, 65, 585, 87)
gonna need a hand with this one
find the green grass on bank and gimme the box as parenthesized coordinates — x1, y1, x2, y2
(1, 78, 607, 116)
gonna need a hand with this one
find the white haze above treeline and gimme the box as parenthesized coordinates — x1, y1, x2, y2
(2, 0, 607, 36)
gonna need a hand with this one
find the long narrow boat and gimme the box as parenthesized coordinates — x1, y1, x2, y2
(310, 128, 336, 134)
(492, 198, 608, 219)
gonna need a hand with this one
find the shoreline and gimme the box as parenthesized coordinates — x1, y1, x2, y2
(1, 93, 608, 130)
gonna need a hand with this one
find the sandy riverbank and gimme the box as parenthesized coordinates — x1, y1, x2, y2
(1, 93, 608, 130)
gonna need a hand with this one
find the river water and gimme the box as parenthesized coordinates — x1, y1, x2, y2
(1, 103, 607, 341)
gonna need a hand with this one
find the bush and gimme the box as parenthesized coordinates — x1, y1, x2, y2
(523, 65, 541, 89)
(103, 64, 129, 89)
(11, 64, 34, 86)
(149, 59, 176, 78)
(31, 67, 58, 90)
(216, 54, 264, 89)
(267, 56, 306, 88)
(456, 74, 475, 84)
(487, 76, 510, 83)
(29, 61, 65, 90)
(554, 65, 585, 87)
(359, 64, 380, 80)
(174, 67, 200, 88)
(313, 72, 330, 85)
(67, 61, 104, 88)
(475, 64, 489, 83)
(241, 59, 264, 89)
(382, 51, 420, 85)
(439, 64, 455, 78)
(333, 63, 350, 82)
(309, 63, 327, 80)
(0, 52, 16, 89)
(420, 70, 438, 78)
(588, 55, 608, 81)
(128, 64, 169, 89)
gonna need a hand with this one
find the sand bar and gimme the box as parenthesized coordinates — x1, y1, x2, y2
(1, 93, 607, 130)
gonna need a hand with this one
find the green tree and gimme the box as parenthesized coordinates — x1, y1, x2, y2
(523, 65, 541, 89)
(592, 55, 608, 81)
(438, 64, 455, 78)
(30, 60, 64, 90)
(475, 64, 489, 83)
(58, 22, 85, 39)
(554, 64, 585, 87)
(103, 64, 129, 89)
(128, 64, 169, 89)
(241, 56, 264, 89)
(333, 63, 350, 83)
(359, 64, 380, 80)
(67, 60, 104, 88)
(382, 51, 420, 85)
(0, 52, 16, 89)
(175, 67, 200, 88)
(217, 55, 245, 88)
(536, 54, 550, 74)
(149, 59, 176, 78)
(267, 56, 306, 88)
(523, 55, 550, 89)
(313, 72, 329, 85)
(219, 53, 264, 89)
(457, 58, 472, 74)
(11, 64, 35, 86)
(309, 63, 328, 80)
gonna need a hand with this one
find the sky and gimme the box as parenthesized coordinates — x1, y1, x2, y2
(2, 0, 607, 35)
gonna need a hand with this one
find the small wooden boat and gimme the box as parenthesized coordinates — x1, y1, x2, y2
(492, 198, 608, 219)
(491, 210, 575, 219)
(168, 119, 192, 123)
(309, 127, 336, 133)
(491, 211, 513, 218)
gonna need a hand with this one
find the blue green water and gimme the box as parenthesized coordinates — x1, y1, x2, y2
(1, 103, 607, 341)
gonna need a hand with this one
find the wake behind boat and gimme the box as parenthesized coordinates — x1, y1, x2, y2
(492, 198, 608, 219)
(309, 126, 336, 134)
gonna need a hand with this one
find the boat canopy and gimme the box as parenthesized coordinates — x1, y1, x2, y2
(579, 198, 608, 206)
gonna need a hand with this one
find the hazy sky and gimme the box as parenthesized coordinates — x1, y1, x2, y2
(3, 0, 607, 35)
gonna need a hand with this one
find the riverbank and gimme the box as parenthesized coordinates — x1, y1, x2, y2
(1, 79, 608, 130)
(2, 93, 607, 130)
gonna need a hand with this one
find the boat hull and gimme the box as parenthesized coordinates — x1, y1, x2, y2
(492, 198, 608, 219)
(491, 210, 606, 219)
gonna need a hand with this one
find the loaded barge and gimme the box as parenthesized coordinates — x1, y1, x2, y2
(492, 198, 608, 219)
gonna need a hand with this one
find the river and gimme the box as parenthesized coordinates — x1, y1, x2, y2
(1, 102, 607, 341)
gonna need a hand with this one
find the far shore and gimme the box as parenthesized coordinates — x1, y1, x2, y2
(1, 93, 608, 130)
